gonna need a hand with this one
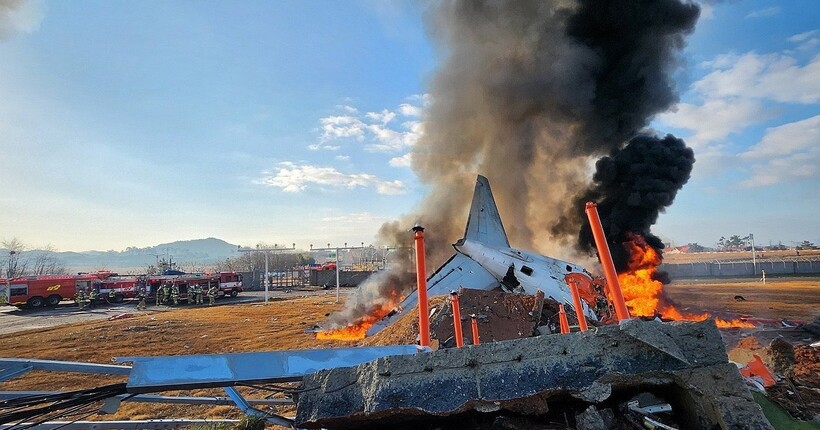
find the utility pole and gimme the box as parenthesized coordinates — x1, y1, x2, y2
(310, 243, 370, 303)
(749, 233, 757, 275)
(238, 244, 296, 305)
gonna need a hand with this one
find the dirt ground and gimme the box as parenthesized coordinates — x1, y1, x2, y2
(664, 278, 820, 322)
(1, 278, 818, 424)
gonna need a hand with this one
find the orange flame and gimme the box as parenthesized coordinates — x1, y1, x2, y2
(315, 307, 392, 341)
(316, 290, 403, 341)
(617, 233, 754, 329)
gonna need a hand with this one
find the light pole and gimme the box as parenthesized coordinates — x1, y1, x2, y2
(750, 233, 757, 275)
(237, 244, 296, 305)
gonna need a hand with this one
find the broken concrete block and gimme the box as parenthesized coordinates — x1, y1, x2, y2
(295, 319, 771, 429)
(575, 406, 607, 430)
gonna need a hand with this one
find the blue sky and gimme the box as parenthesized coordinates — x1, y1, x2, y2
(0, 0, 817, 252)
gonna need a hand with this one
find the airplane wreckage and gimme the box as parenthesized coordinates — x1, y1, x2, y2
(0, 176, 773, 429)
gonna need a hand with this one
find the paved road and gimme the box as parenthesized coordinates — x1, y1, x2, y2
(0, 288, 351, 336)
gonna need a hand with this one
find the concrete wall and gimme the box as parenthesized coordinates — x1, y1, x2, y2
(310, 270, 374, 287)
(661, 258, 820, 278)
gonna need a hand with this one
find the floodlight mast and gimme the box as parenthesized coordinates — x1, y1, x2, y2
(310, 243, 370, 303)
(237, 244, 296, 305)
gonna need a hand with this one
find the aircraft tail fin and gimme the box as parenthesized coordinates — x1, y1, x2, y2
(462, 175, 510, 248)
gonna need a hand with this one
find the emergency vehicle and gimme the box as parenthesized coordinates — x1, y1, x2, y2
(2, 271, 242, 308)
(143, 272, 243, 302)
(3, 272, 112, 308)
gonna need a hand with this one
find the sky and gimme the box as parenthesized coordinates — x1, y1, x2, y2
(0, 0, 817, 253)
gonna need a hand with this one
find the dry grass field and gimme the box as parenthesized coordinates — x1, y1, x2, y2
(0, 278, 817, 424)
(663, 248, 820, 264)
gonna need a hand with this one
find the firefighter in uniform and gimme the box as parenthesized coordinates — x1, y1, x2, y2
(87, 287, 97, 309)
(171, 283, 180, 305)
(196, 283, 204, 304)
(190, 283, 200, 305)
(163, 281, 172, 305)
(155, 284, 163, 306)
(136, 287, 147, 310)
(207, 284, 217, 306)
(108, 288, 116, 303)
(75, 288, 86, 310)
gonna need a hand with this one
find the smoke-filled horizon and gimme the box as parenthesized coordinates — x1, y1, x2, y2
(327, 0, 700, 328)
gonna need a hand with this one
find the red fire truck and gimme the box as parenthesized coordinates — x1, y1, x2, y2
(3, 273, 110, 308)
(1, 271, 242, 308)
(143, 272, 243, 302)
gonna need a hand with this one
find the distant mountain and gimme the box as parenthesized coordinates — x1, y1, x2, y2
(1, 238, 241, 274)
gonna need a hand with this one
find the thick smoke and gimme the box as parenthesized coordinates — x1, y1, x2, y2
(0, 0, 42, 41)
(328, 0, 700, 327)
(575, 134, 695, 271)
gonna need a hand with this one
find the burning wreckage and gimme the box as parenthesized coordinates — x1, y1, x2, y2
(0, 175, 778, 430)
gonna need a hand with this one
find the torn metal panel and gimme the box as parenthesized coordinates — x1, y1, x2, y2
(117, 345, 424, 393)
(0, 358, 131, 379)
(0, 419, 240, 430)
(0, 391, 292, 405)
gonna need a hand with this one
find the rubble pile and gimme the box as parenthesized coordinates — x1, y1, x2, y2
(734, 335, 820, 422)
(296, 319, 771, 429)
(362, 288, 595, 348)
(362, 289, 555, 347)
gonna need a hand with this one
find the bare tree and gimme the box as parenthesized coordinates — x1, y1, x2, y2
(30, 244, 67, 275)
(2, 238, 27, 278)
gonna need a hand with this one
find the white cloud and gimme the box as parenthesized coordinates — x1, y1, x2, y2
(739, 115, 820, 187)
(659, 98, 770, 148)
(389, 153, 412, 168)
(789, 30, 819, 52)
(365, 120, 423, 152)
(745, 7, 780, 19)
(0, 0, 44, 40)
(336, 104, 358, 114)
(334, 154, 350, 161)
(319, 115, 366, 142)
(694, 52, 820, 104)
(398, 103, 422, 117)
(315, 101, 426, 153)
(255, 162, 407, 195)
(365, 109, 396, 125)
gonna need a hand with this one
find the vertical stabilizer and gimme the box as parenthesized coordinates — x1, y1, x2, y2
(463, 175, 510, 248)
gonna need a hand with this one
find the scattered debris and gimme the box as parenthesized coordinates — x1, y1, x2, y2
(107, 313, 134, 321)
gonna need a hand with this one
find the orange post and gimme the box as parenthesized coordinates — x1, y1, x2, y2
(450, 291, 464, 347)
(584, 202, 631, 322)
(558, 304, 570, 334)
(412, 225, 431, 347)
(567, 278, 589, 331)
(470, 314, 480, 345)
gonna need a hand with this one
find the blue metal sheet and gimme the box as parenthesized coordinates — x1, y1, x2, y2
(0, 358, 131, 377)
(117, 345, 425, 393)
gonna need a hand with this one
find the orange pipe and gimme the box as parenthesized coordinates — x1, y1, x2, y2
(568, 279, 589, 331)
(412, 225, 431, 347)
(558, 304, 570, 334)
(470, 314, 480, 345)
(450, 291, 464, 347)
(584, 202, 631, 322)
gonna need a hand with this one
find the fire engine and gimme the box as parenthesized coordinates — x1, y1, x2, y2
(2, 272, 114, 308)
(143, 272, 243, 302)
(1, 271, 242, 308)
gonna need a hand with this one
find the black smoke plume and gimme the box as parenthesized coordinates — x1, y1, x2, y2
(575, 134, 695, 271)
